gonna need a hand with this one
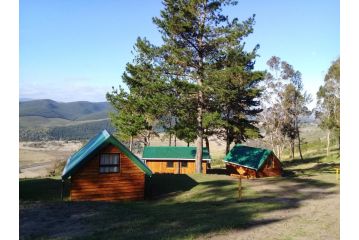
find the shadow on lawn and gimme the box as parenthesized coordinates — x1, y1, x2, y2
(207, 168, 227, 175)
(19, 178, 70, 201)
(20, 175, 338, 240)
(282, 155, 322, 168)
(147, 174, 198, 198)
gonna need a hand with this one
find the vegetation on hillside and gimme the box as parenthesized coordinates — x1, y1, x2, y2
(20, 119, 114, 141)
(20, 99, 113, 120)
(19, 99, 115, 141)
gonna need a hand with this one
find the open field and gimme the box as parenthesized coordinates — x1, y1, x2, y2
(19, 146, 339, 240)
(19, 141, 83, 178)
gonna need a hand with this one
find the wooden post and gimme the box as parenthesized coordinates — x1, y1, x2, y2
(238, 176, 242, 200)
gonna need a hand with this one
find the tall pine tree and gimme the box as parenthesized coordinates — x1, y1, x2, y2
(153, 0, 259, 172)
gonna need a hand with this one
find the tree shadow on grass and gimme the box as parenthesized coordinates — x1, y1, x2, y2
(147, 174, 198, 198)
(19, 175, 338, 240)
(19, 178, 70, 201)
(282, 155, 322, 168)
(207, 168, 227, 175)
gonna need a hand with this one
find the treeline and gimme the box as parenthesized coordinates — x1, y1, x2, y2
(19, 120, 114, 141)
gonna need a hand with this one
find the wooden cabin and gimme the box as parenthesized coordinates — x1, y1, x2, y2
(61, 130, 152, 201)
(224, 144, 282, 178)
(142, 146, 211, 174)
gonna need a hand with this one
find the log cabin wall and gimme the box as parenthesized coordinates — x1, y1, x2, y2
(146, 160, 207, 174)
(70, 144, 145, 201)
(257, 154, 283, 177)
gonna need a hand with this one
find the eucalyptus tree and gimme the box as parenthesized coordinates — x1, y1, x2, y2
(260, 56, 311, 160)
(316, 58, 340, 155)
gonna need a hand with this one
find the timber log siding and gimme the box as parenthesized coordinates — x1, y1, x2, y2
(226, 153, 282, 178)
(70, 144, 145, 201)
(145, 160, 207, 174)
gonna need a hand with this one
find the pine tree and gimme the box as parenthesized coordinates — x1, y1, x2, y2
(206, 45, 264, 154)
(153, 0, 258, 172)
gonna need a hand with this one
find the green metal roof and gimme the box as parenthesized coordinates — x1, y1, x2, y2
(223, 144, 273, 170)
(142, 146, 211, 161)
(62, 130, 152, 179)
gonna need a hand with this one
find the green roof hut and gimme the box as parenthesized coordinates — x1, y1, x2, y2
(62, 130, 152, 201)
(223, 145, 282, 178)
(142, 146, 211, 174)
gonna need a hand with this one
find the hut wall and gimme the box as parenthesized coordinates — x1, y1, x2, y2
(257, 154, 283, 177)
(70, 144, 145, 201)
(146, 160, 207, 174)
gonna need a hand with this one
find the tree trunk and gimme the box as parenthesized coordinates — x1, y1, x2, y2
(169, 133, 172, 146)
(290, 141, 294, 160)
(187, 142, 189, 147)
(277, 145, 280, 160)
(195, 88, 203, 173)
(225, 129, 231, 155)
(296, 125, 303, 161)
(129, 136, 133, 151)
(327, 130, 331, 156)
(204, 136, 210, 154)
(174, 135, 177, 146)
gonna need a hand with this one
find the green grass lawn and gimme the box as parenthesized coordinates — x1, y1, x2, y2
(20, 174, 290, 240)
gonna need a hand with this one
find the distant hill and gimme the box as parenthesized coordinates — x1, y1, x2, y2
(19, 98, 34, 102)
(19, 99, 115, 141)
(20, 99, 113, 121)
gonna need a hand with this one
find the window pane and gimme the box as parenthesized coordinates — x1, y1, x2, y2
(99, 154, 120, 173)
(167, 161, 173, 168)
(110, 155, 119, 164)
(182, 162, 188, 168)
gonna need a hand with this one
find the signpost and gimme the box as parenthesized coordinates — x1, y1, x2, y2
(238, 176, 242, 200)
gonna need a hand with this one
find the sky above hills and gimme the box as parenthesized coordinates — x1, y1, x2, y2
(20, 0, 339, 109)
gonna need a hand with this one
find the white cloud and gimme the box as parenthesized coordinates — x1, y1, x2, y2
(20, 81, 111, 102)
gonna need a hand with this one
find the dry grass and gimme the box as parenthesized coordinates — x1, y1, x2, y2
(19, 141, 83, 178)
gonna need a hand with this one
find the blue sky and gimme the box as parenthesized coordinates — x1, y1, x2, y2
(20, 0, 339, 109)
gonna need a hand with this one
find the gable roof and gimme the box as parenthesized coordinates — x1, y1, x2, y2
(62, 130, 152, 179)
(223, 144, 273, 171)
(142, 146, 211, 161)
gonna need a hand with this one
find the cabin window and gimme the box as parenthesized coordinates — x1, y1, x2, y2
(99, 154, 120, 173)
(181, 161, 188, 168)
(167, 161, 174, 168)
